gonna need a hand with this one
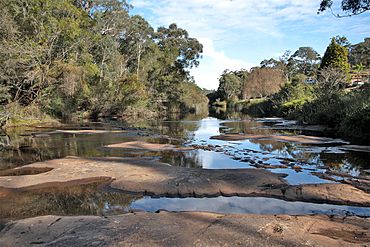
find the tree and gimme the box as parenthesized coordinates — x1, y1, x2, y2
(119, 15, 154, 81)
(320, 38, 350, 77)
(217, 70, 243, 101)
(260, 50, 296, 80)
(150, 23, 203, 105)
(318, 0, 370, 16)
(0, 0, 206, 124)
(349, 38, 370, 68)
(243, 68, 285, 100)
(334, 36, 351, 47)
(290, 47, 321, 76)
(316, 66, 348, 98)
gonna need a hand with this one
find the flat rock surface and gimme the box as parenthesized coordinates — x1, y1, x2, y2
(1, 212, 369, 246)
(104, 141, 193, 151)
(211, 134, 349, 144)
(0, 157, 369, 206)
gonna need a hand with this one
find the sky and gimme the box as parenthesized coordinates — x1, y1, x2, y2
(130, 0, 370, 90)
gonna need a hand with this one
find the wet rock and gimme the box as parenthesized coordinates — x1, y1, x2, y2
(211, 134, 349, 145)
(0, 212, 369, 246)
(0, 167, 53, 176)
(311, 172, 339, 182)
(252, 164, 289, 169)
(0, 157, 369, 206)
(292, 165, 302, 172)
(281, 183, 370, 206)
(342, 179, 370, 193)
(105, 141, 193, 152)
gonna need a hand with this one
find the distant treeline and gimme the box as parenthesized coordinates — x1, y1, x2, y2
(0, 0, 208, 127)
(210, 37, 370, 141)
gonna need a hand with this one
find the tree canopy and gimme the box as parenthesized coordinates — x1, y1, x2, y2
(0, 0, 206, 123)
(320, 38, 351, 77)
(318, 0, 370, 16)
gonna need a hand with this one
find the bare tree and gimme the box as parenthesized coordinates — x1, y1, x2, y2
(243, 68, 286, 99)
(316, 65, 347, 98)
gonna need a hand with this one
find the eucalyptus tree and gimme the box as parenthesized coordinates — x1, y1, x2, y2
(119, 15, 154, 81)
(151, 24, 203, 104)
(218, 70, 243, 101)
(290, 47, 321, 76)
(349, 38, 370, 68)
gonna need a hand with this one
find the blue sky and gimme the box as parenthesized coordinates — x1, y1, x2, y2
(130, 0, 370, 89)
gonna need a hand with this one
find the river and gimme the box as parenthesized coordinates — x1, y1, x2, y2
(0, 113, 369, 224)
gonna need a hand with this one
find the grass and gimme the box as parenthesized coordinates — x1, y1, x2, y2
(2, 103, 60, 129)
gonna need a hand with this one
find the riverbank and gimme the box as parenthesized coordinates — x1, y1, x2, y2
(240, 84, 370, 143)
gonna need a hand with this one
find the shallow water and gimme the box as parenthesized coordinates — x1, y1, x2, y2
(132, 196, 370, 217)
(1, 183, 369, 222)
(0, 114, 369, 221)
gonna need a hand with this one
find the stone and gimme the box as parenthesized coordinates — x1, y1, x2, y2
(0, 212, 369, 246)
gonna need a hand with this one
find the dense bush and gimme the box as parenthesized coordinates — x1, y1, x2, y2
(270, 82, 314, 117)
(0, 0, 204, 127)
(300, 84, 370, 139)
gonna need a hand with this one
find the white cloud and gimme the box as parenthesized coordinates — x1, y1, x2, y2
(130, 0, 321, 89)
(191, 38, 252, 89)
(132, 0, 320, 39)
(131, 0, 370, 89)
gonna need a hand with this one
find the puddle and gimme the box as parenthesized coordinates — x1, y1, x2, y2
(131, 196, 370, 217)
(160, 150, 253, 169)
(1, 183, 369, 223)
(0, 182, 141, 221)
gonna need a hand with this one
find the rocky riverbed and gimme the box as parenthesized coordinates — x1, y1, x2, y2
(0, 116, 369, 246)
(1, 212, 369, 246)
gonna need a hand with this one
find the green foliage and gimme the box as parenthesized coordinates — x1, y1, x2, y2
(349, 38, 370, 68)
(217, 70, 244, 101)
(178, 83, 209, 114)
(290, 47, 321, 76)
(1, 103, 59, 128)
(0, 0, 204, 126)
(299, 84, 370, 139)
(321, 38, 350, 78)
(271, 82, 314, 116)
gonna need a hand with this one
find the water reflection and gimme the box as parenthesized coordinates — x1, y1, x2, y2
(1, 184, 369, 223)
(0, 115, 369, 184)
(0, 182, 140, 221)
(132, 196, 370, 217)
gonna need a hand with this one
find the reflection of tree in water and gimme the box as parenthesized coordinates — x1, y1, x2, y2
(0, 133, 58, 170)
(160, 150, 203, 168)
(221, 121, 275, 136)
(0, 128, 144, 170)
(248, 139, 323, 164)
(155, 120, 199, 140)
(0, 182, 140, 221)
(319, 152, 369, 172)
